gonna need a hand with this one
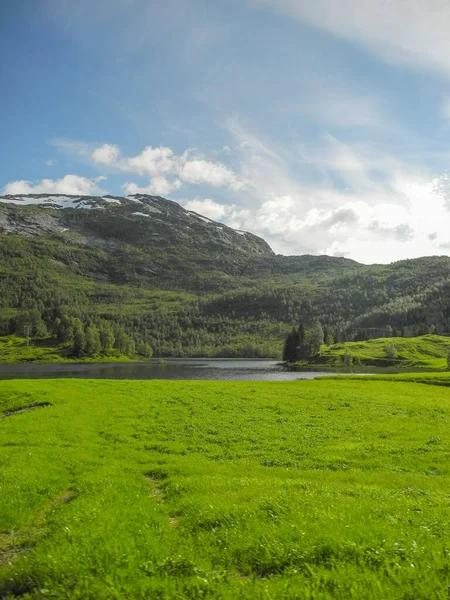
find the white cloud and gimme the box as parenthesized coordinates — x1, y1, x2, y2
(43, 121, 450, 264)
(183, 198, 235, 221)
(181, 119, 450, 263)
(92, 143, 121, 165)
(45, 159, 57, 167)
(180, 159, 243, 189)
(252, 0, 450, 76)
(123, 176, 181, 196)
(125, 146, 178, 177)
(3, 175, 104, 196)
(91, 143, 244, 193)
(191, 175, 450, 263)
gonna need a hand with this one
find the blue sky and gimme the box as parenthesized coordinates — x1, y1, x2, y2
(2, 0, 450, 263)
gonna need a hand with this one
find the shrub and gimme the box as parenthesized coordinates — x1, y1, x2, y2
(385, 343, 398, 360)
(137, 342, 153, 358)
(343, 349, 353, 367)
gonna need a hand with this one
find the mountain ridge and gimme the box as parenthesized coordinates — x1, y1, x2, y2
(1, 193, 450, 358)
(4, 192, 449, 269)
(0, 193, 274, 258)
(0, 193, 362, 286)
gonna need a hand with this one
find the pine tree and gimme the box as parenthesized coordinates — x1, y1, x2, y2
(282, 328, 299, 362)
(298, 323, 305, 346)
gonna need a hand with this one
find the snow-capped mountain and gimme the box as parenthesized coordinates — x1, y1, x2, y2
(0, 193, 273, 258)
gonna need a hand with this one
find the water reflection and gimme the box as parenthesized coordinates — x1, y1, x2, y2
(0, 359, 339, 381)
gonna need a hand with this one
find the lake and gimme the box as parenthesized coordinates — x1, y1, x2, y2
(0, 359, 345, 381)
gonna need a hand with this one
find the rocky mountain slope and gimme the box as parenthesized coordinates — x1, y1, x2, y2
(0, 193, 271, 262)
(0, 193, 358, 287)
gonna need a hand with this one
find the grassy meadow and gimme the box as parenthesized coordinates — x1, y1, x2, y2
(305, 334, 450, 370)
(0, 336, 135, 365)
(1, 377, 449, 599)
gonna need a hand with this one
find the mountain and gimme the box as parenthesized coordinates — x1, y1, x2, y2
(0, 193, 275, 285)
(0, 193, 359, 289)
(0, 193, 450, 358)
(0, 193, 271, 255)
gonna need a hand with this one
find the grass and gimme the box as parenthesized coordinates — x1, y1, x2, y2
(0, 336, 134, 364)
(304, 334, 450, 370)
(324, 370, 450, 387)
(0, 377, 449, 598)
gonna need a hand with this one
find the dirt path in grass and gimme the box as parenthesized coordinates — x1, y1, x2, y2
(1, 402, 51, 418)
(146, 474, 179, 528)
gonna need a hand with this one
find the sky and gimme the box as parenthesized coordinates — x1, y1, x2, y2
(2, 0, 450, 264)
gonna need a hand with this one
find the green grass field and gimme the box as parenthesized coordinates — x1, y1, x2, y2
(1, 378, 449, 599)
(305, 334, 450, 370)
(0, 336, 134, 364)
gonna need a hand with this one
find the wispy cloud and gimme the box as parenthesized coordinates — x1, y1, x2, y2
(7, 121, 450, 264)
(9, 0, 450, 265)
(282, 75, 394, 132)
(50, 139, 98, 164)
(251, 0, 450, 77)
(442, 97, 450, 123)
(46, 0, 227, 60)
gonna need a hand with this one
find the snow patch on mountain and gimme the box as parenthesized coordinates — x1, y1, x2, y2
(144, 205, 162, 214)
(102, 197, 121, 204)
(0, 195, 99, 209)
(0, 193, 262, 251)
(0, 195, 82, 207)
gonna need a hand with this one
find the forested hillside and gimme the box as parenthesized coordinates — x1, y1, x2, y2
(1, 193, 450, 359)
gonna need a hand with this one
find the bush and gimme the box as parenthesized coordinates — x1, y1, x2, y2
(385, 343, 398, 360)
(137, 342, 153, 358)
(343, 349, 353, 367)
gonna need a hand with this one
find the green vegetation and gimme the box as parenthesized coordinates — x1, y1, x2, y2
(0, 336, 134, 364)
(0, 234, 287, 358)
(283, 323, 324, 362)
(324, 371, 450, 386)
(301, 334, 450, 370)
(2, 198, 450, 359)
(1, 377, 449, 598)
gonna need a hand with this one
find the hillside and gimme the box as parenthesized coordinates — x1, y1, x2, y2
(1, 193, 450, 359)
(305, 334, 450, 370)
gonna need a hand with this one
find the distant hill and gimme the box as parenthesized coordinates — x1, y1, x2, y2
(0, 193, 450, 358)
(306, 335, 450, 370)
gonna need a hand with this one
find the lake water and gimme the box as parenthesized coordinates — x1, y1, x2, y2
(0, 359, 345, 381)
